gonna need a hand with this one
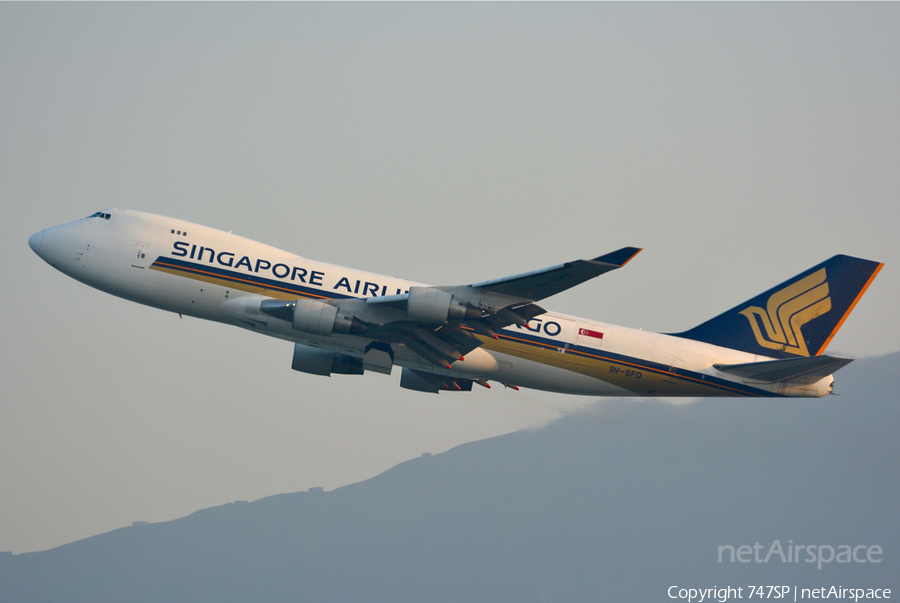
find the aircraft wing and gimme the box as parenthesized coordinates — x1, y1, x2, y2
(714, 355, 853, 384)
(359, 247, 641, 369)
(467, 247, 642, 301)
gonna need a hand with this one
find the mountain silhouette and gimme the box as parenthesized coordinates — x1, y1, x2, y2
(3, 352, 898, 602)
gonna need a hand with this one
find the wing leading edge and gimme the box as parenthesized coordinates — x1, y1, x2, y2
(355, 247, 641, 370)
(469, 247, 642, 301)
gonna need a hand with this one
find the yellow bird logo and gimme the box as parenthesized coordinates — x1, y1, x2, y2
(739, 268, 831, 357)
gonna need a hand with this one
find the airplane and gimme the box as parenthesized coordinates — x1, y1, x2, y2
(29, 209, 882, 397)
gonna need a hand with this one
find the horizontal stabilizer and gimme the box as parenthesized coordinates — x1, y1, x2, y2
(469, 247, 642, 301)
(714, 355, 853, 384)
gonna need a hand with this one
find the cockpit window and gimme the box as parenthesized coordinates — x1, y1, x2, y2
(86, 212, 111, 220)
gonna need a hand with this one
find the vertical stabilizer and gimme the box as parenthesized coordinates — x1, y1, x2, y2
(670, 255, 882, 358)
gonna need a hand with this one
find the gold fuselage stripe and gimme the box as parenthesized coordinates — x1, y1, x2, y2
(154, 258, 770, 397)
(152, 259, 330, 300)
(485, 332, 763, 397)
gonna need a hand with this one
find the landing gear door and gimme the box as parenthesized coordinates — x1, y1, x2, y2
(131, 242, 150, 268)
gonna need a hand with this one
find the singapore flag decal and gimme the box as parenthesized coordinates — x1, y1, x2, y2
(579, 327, 604, 343)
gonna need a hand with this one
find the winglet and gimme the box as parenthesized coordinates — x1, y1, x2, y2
(590, 247, 642, 267)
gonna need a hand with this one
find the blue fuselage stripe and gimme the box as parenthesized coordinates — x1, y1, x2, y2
(154, 256, 780, 397)
(491, 329, 781, 397)
(151, 256, 351, 301)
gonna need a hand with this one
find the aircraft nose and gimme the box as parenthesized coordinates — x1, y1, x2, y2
(29, 220, 88, 271)
(29, 230, 44, 254)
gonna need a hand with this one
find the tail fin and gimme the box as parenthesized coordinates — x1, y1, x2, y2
(671, 255, 882, 358)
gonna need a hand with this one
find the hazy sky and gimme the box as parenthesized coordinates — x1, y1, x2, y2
(3, 3, 898, 554)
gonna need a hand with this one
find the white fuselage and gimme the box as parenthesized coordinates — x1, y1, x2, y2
(29, 210, 834, 397)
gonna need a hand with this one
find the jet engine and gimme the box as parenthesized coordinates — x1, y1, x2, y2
(260, 298, 368, 336)
(407, 287, 482, 323)
(291, 343, 364, 376)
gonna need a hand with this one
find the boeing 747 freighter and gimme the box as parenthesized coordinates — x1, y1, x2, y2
(29, 210, 882, 396)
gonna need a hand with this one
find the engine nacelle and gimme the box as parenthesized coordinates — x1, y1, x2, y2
(278, 298, 367, 336)
(258, 298, 369, 336)
(407, 287, 482, 323)
(292, 299, 337, 335)
(291, 343, 364, 376)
